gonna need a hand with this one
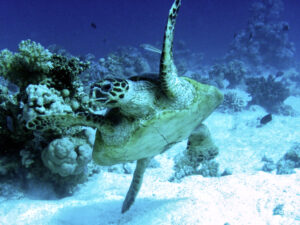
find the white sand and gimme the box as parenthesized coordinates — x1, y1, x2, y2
(0, 170, 299, 225)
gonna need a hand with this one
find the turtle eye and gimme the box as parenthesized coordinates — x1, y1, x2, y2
(101, 83, 112, 92)
(95, 88, 104, 98)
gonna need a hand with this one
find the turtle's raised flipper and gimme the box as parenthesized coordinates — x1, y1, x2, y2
(159, 0, 194, 106)
(122, 157, 151, 213)
(187, 124, 219, 162)
(159, 0, 181, 98)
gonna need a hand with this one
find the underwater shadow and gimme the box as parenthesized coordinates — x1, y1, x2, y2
(50, 197, 188, 225)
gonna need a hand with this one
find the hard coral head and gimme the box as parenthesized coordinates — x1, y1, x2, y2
(90, 78, 129, 108)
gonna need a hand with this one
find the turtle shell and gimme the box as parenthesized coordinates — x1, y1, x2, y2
(92, 77, 223, 166)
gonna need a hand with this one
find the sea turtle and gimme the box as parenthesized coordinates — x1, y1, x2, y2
(26, 0, 223, 213)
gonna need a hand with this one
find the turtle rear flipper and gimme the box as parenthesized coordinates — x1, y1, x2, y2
(187, 124, 219, 162)
(122, 157, 152, 213)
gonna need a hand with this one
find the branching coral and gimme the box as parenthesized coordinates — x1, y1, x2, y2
(170, 125, 219, 182)
(0, 40, 53, 91)
(246, 75, 290, 112)
(48, 54, 89, 96)
(219, 89, 252, 113)
(0, 39, 89, 96)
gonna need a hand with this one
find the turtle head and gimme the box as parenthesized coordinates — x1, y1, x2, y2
(90, 78, 129, 108)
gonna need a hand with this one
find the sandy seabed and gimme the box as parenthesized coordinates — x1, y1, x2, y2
(1, 99, 300, 225)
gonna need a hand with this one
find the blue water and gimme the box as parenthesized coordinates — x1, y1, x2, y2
(1, 0, 299, 62)
(1, 1, 300, 223)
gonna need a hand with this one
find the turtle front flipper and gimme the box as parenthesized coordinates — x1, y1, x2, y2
(159, 0, 194, 105)
(159, 0, 181, 98)
(122, 157, 152, 213)
(26, 113, 108, 132)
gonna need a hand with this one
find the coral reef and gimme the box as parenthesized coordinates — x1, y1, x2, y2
(261, 156, 276, 172)
(246, 75, 290, 112)
(98, 47, 151, 79)
(197, 160, 219, 177)
(0, 82, 33, 158)
(219, 89, 252, 113)
(22, 84, 73, 123)
(209, 60, 247, 88)
(0, 39, 89, 95)
(170, 125, 219, 182)
(47, 54, 89, 95)
(0, 40, 53, 91)
(276, 143, 300, 174)
(42, 134, 93, 177)
(262, 143, 300, 174)
(0, 40, 93, 195)
(225, 0, 295, 70)
(172, 41, 205, 75)
(170, 148, 220, 182)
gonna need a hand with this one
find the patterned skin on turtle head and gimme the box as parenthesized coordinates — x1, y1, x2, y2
(90, 78, 129, 107)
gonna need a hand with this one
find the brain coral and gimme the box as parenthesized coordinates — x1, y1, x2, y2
(42, 137, 93, 177)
